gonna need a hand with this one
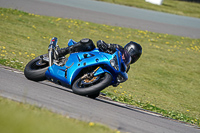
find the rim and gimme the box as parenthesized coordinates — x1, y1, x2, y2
(81, 76, 100, 85)
(30, 59, 48, 70)
(77, 74, 105, 88)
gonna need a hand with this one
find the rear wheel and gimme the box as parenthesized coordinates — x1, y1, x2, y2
(24, 54, 49, 81)
(72, 73, 112, 96)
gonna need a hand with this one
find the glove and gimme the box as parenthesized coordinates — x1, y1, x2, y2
(97, 40, 108, 52)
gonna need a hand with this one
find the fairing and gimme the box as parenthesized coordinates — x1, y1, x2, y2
(45, 40, 128, 88)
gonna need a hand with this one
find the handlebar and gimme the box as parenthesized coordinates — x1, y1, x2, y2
(48, 37, 58, 50)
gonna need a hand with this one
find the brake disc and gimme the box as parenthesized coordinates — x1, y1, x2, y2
(81, 76, 100, 85)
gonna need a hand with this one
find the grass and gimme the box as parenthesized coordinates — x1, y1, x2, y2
(0, 97, 116, 133)
(98, 0, 200, 18)
(0, 8, 200, 127)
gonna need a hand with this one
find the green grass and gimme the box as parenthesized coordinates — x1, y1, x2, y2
(0, 8, 200, 127)
(98, 0, 200, 18)
(0, 97, 116, 133)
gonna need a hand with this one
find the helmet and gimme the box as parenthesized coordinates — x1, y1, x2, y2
(124, 41, 142, 64)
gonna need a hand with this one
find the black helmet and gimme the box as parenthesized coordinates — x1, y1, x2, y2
(124, 41, 142, 64)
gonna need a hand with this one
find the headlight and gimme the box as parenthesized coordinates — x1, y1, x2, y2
(110, 55, 119, 71)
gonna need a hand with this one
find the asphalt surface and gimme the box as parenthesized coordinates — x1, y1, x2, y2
(1, 0, 200, 132)
(0, 67, 199, 133)
(0, 0, 200, 38)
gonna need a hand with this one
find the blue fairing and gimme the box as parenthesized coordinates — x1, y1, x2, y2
(45, 41, 128, 88)
(67, 39, 77, 46)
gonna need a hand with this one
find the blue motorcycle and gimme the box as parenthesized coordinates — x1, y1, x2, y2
(24, 37, 133, 98)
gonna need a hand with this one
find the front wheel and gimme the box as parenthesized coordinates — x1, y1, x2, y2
(72, 73, 112, 96)
(24, 54, 49, 81)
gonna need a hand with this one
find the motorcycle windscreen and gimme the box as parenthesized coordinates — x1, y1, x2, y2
(68, 39, 77, 47)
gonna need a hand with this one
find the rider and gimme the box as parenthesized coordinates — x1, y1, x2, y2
(56, 38, 142, 69)
(96, 40, 142, 67)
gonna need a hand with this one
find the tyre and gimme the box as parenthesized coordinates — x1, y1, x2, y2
(72, 73, 112, 96)
(24, 54, 49, 81)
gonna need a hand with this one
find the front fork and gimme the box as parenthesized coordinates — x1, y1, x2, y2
(48, 37, 60, 66)
(48, 49, 53, 66)
(81, 66, 101, 80)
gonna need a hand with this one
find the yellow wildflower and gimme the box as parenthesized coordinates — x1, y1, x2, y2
(56, 18, 61, 21)
(186, 48, 190, 51)
(89, 122, 94, 126)
(32, 25, 36, 29)
(27, 37, 30, 39)
(31, 53, 35, 57)
(155, 46, 160, 48)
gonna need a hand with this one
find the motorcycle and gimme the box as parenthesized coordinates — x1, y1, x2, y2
(24, 37, 131, 98)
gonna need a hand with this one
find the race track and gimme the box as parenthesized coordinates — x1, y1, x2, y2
(0, 67, 199, 133)
(0, 0, 200, 132)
